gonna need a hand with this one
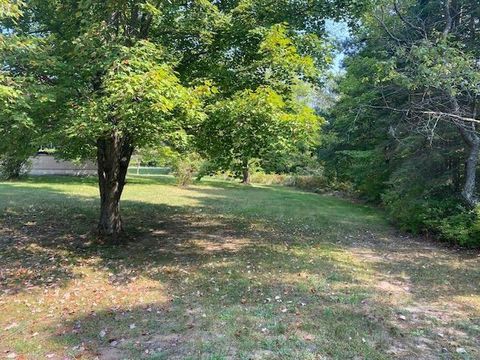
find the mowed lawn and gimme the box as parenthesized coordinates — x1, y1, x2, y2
(0, 176, 479, 360)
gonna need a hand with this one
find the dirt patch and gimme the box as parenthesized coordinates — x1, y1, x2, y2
(97, 346, 128, 360)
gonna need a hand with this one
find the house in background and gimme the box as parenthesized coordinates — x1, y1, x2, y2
(29, 152, 96, 176)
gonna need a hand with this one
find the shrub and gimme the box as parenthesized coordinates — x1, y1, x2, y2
(0, 155, 30, 180)
(425, 206, 480, 247)
(247, 171, 331, 192)
(436, 208, 480, 247)
(291, 175, 329, 191)
(383, 182, 480, 247)
(249, 172, 289, 185)
(382, 184, 427, 234)
(172, 154, 203, 187)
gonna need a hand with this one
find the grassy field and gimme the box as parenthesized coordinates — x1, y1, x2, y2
(0, 176, 479, 359)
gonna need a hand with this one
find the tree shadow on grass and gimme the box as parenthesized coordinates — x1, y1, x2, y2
(0, 181, 309, 293)
(1, 179, 479, 301)
(1, 179, 480, 358)
(49, 285, 393, 360)
(0, 181, 394, 358)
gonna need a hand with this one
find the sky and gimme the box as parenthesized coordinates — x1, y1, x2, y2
(325, 20, 351, 74)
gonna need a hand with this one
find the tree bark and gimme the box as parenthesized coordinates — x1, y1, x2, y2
(457, 125, 480, 207)
(451, 96, 479, 207)
(463, 138, 479, 206)
(241, 159, 250, 184)
(97, 131, 133, 243)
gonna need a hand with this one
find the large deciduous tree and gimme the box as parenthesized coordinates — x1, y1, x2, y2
(12, 0, 217, 242)
(200, 86, 321, 183)
(189, 0, 365, 180)
(64, 42, 203, 240)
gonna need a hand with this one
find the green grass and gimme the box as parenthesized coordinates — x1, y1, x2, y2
(0, 175, 479, 359)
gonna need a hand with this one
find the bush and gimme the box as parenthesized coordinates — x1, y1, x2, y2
(0, 155, 30, 180)
(291, 175, 329, 191)
(172, 154, 203, 187)
(248, 171, 331, 192)
(382, 184, 428, 234)
(436, 210, 480, 246)
(383, 183, 480, 247)
(249, 172, 290, 185)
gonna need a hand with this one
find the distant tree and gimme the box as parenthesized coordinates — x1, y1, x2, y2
(199, 86, 321, 183)
(175, 1, 370, 182)
(193, 14, 335, 182)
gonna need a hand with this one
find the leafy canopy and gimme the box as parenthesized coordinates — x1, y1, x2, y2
(199, 86, 322, 176)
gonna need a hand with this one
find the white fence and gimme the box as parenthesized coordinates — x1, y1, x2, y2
(28, 154, 97, 176)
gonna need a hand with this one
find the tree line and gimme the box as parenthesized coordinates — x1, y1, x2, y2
(323, 0, 480, 246)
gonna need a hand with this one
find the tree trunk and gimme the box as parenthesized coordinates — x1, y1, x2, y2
(457, 125, 480, 207)
(462, 134, 480, 207)
(97, 131, 133, 243)
(241, 159, 250, 184)
(451, 92, 479, 207)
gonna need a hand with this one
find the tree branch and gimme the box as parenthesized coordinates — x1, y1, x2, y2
(393, 0, 427, 38)
(443, 0, 453, 37)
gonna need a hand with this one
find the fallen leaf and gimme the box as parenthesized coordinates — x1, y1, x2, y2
(4, 323, 18, 331)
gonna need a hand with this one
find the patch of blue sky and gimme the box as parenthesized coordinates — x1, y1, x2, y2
(325, 20, 350, 74)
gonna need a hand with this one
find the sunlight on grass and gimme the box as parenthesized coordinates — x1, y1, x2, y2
(1, 176, 479, 359)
